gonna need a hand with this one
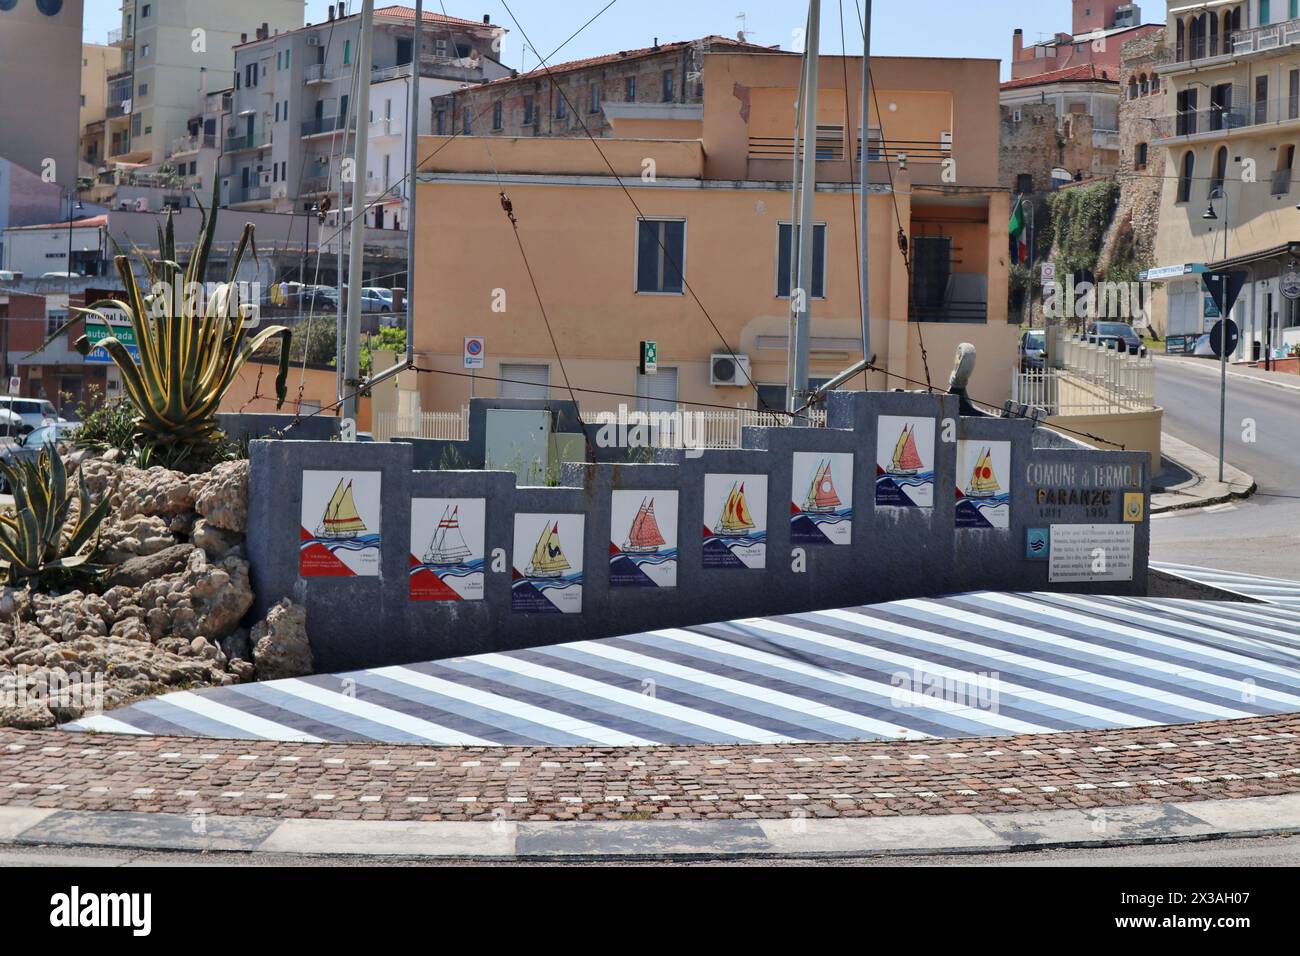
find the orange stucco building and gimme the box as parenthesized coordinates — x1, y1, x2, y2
(412, 51, 1018, 416)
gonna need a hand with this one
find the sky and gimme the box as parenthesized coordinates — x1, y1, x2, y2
(80, 0, 1172, 80)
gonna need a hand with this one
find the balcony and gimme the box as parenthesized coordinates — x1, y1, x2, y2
(107, 28, 131, 47)
(1232, 18, 1300, 56)
(301, 115, 344, 137)
(171, 132, 216, 155)
(304, 63, 344, 84)
(1166, 93, 1300, 141)
(224, 130, 268, 152)
(299, 174, 335, 195)
(229, 184, 272, 204)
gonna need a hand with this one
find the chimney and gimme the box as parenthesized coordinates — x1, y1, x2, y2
(338, 2, 346, 18)
(240, 32, 247, 44)
(1013, 28, 1023, 59)
(653, 36, 660, 50)
(483, 14, 490, 24)
(199, 66, 207, 95)
(328, 6, 334, 20)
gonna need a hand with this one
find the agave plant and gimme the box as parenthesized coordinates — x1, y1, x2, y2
(0, 445, 111, 586)
(73, 179, 292, 467)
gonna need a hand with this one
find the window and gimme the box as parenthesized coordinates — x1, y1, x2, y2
(435, 109, 446, 135)
(1134, 142, 1148, 170)
(1257, 75, 1269, 124)
(776, 223, 827, 299)
(46, 310, 68, 339)
(1261, 0, 1271, 24)
(344, 40, 351, 65)
(1290, 69, 1299, 120)
(555, 89, 567, 119)
(910, 237, 953, 315)
(662, 70, 674, 102)
(285, 49, 290, 69)
(277, 51, 283, 70)
(635, 366, 678, 414)
(625, 76, 636, 100)
(141, 43, 150, 58)
(275, 102, 280, 122)
(462, 107, 471, 134)
(1016, 173, 1034, 193)
(523, 94, 535, 125)
(1210, 146, 1228, 195)
(1177, 150, 1195, 203)
(141, 3, 150, 16)
(492, 101, 502, 130)
(589, 83, 601, 114)
(635, 219, 686, 294)
(1274, 144, 1295, 196)
(138, 82, 148, 96)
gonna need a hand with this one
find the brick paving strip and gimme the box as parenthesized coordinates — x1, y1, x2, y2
(2, 713, 1299, 826)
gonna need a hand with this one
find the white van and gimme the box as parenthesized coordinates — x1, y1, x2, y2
(0, 396, 62, 433)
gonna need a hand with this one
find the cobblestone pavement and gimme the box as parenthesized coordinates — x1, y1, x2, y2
(3, 715, 1299, 822)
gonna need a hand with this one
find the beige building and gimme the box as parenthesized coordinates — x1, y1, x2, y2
(412, 52, 1017, 416)
(80, 42, 122, 178)
(106, 0, 303, 166)
(1150, 0, 1300, 358)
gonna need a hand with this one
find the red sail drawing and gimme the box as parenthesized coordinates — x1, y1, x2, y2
(897, 427, 923, 471)
(624, 497, 667, 552)
(813, 463, 841, 509)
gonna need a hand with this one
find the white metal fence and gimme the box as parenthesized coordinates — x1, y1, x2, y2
(581, 406, 826, 449)
(1012, 332, 1156, 416)
(374, 407, 469, 442)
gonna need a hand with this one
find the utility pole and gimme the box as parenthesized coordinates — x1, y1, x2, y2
(788, 0, 821, 422)
(342, 0, 376, 425)
(404, 0, 421, 368)
(858, 0, 871, 379)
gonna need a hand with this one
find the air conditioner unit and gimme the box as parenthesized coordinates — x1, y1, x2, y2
(710, 352, 750, 387)
(940, 131, 953, 151)
(306, 36, 321, 46)
(134, 197, 149, 211)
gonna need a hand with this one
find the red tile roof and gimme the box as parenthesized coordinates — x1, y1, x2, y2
(468, 35, 781, 90)
(373, 5, 498, 29)
(7, 215, 109, 231)
(1000, 64, 1117, 91)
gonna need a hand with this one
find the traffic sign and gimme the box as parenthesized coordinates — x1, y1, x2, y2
(1283, 270, 1300, 300)
(639, 340, 657, 375)
(7, 376, 19, 395)
(1039, 262, 1055, 284)
(1209, 318, 1239, 358)
(463, 336, 485, 369)
(1201, 270, 1248, 320)
(82, 310, 140, 365)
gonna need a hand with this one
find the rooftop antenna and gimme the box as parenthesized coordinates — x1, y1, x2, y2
(736, 11, 750, 43)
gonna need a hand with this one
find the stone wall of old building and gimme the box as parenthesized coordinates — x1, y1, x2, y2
(999, 103, 1060, 194)
(1098, 29, 1170, 276)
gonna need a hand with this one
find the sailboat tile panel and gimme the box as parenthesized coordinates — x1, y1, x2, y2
(299, 470, 382, 577)
(955, 441, 1012, 530)
(410, 498, 486, 601)
(702, 474, 768, 569)
(791, 452, 853, 545)
(875, 415, 936, 508)
(512, 513, 585, 613)
(610, 490, 678, 588)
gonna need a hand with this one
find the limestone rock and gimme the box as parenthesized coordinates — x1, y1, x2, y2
(251, 599, 312, 680)
(192, 518, 242, 560)
(106, 543, 196, 589)
(194, 460, 249, 533)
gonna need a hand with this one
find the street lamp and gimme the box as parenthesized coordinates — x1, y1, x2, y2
(1204, 184, 1230, 483)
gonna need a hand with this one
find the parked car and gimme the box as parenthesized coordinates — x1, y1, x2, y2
(1084, 322, 1146, 355)
(40, 271, 81, 279)
(300, 286, 339, 311)
(0, 396, 63, 432)
(0, 407, 23, 437)
(0, 270, 22, 282)
(363, 287, 393, 312)
(1019, 329, 1047, 371)
(0, 422, 79, 490)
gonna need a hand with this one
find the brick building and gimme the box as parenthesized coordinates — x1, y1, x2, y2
(428, 35, 776, 140)
(1009, 1, 1161, 81)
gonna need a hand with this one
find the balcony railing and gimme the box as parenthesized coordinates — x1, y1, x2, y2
(229, 184, 271, 204)
(171, 133, 216, 154)
(299, 174, 335, 195)
(224, 132, 265, 151)
(301, 115, 343, 136)
(1170, 93, 1300, 137)
(1011, 332, 1155, 416)
(1232, 18, 1300, 56)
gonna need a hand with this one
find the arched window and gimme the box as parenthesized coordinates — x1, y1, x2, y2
(1128, 76, 1139, 100)
(1178, 150, 1196, 203)
(1210, 12, 1220, 56)
(1177, 19, 1186, 60)
(1151, 74, 1160, 95)
(1210, 146, 1228, 196)
(1140, 73, 1150, 95)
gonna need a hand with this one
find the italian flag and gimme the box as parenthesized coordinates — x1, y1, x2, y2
(1009, 197, 1029, 264)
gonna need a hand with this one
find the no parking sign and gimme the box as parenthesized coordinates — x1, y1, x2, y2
(463, 336, 485, 369)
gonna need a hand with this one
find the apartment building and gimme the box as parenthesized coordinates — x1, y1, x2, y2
(223, 4, 509, 223)
(428, 35, 774, 141)
(1011, 1, 1161, 81)
(412, 52, 1017, 416)
(80, 43, 123, 178)
(105, 0, 303, 166)
(1149, 0, 1300, 359)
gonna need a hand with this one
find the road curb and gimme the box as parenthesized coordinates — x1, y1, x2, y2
(1152, 433, 1256, 513)
(5, 793, 1300, 859)
(1159, 354, 1300, 394)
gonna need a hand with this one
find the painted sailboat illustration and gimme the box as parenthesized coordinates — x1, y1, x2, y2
(314, 478, 367, 539)
(622, 497, 667, 553)
(889, 424, 924, 476)
(964, 447, 1001, 499)
(714, 482, 756, 535)
(423, 506, 473, 566)
(801, 460, 842, 513)
(526, 521, 572, 578)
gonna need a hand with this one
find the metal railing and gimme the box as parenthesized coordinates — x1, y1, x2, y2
(228, 184, 271, 204)
(1232, 18, 1300, 56)
(374, 407, 469, 442)
(748, 134, 950, 164)
(1012, 331, 1156, 416)
(579, 406, 826, 449)
(1172, 93, 1300, 137)
(301, 115, 343, 137)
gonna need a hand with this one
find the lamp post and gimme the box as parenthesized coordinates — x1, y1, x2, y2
(1203, 185, 1229, 483)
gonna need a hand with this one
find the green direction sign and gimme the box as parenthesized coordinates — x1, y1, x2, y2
(82, 310, 141, 364)
(639, 340, 657, 375)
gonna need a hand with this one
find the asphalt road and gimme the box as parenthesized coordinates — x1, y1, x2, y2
(1152, 357, 1300, 578)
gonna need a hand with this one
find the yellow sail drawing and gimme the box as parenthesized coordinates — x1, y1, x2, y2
(315, 478, 367, 539)
(715, 482, 756, 534)
(964, 448, 1001, 498)
(526, 521, 571, 578)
